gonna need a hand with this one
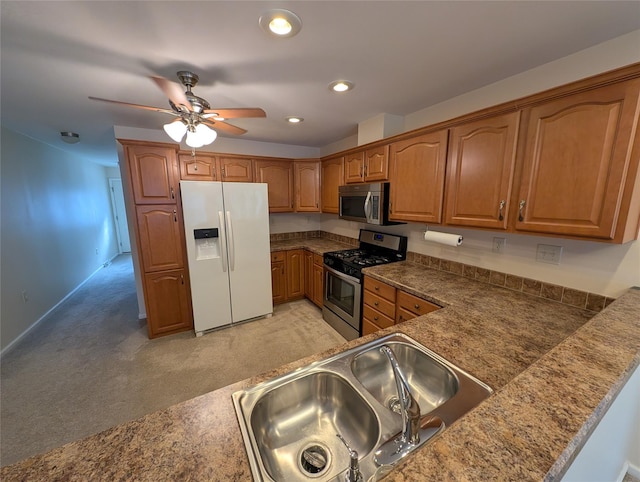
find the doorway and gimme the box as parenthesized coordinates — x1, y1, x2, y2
(109, 178, 131, 253)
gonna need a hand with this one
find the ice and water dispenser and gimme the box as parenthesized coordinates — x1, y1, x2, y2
(193, 228, 220, 260)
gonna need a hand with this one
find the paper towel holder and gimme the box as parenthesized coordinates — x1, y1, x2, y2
(423, 225, 464, 246)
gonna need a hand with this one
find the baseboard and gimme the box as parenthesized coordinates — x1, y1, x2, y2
(628, 463, 640, 478)
(1, 257, 117, 358)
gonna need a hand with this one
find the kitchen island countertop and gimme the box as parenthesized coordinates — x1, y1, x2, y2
(1, 260, 638, 481)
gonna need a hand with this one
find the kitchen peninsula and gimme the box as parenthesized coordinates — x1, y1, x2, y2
(2, 252, 638, 481)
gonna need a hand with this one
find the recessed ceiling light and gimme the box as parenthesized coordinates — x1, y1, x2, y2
(60, 131, 80, 144)
(286, 116, 304, 123)
(329, 80, 355, 92)
(259, 9, 302, 38)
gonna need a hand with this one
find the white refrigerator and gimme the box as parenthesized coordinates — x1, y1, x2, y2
(181, 181, 273, 335)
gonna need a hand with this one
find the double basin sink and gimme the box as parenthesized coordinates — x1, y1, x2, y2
(232, 333, 492, 481)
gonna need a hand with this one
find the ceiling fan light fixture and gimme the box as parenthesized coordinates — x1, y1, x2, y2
(184, 123, 217, 148)
(163, 119, 188, 143)
(286, 116, 304, 123)
(329, 80, 355, 93)
(259, 9, 302, 37)
(60, 131, 80, 144)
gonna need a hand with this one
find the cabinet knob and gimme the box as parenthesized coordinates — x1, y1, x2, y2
(498, 200, 505, 221)
(374, 316, 378, 321)
(180, 274, 184, 285)
(518, 200, 526, 222)
(399, 315, 404, 322)
(414, 304, 420, 310)
(374, 301, 379, 306)
(374, 286, 379, 291)
(170, 186, 175, 199)
(173, 209, 177, 222)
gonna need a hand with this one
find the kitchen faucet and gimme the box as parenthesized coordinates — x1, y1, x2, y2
(374, 345, 422, 465)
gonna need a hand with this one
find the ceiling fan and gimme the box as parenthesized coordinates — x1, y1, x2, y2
(89, 71, 266, 147)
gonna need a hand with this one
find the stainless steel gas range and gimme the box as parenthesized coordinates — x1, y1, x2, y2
(322, 229, 407, 340)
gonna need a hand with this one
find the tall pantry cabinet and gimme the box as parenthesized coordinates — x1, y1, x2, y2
(120, 140, 193, 338)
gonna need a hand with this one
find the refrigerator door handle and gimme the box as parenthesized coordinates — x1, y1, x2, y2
(218, 210, 228, 272)
(226, 210, 235, 271)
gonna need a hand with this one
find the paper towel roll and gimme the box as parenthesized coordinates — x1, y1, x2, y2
(423, 230, 463, 247)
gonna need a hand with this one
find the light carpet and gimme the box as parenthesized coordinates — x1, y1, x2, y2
(0, 254, 346, 467)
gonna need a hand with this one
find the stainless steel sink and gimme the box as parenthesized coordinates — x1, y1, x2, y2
(233, 333, 493, 482)
(249, 371, 379, 481)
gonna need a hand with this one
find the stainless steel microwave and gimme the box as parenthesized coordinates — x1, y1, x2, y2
(339, 182, 397, 225)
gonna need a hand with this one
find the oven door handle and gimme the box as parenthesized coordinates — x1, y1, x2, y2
(324, 264, 361, 285)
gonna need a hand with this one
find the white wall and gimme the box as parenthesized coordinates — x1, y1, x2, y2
(560, 364, 640, 482)
(0, 127, 119, 351)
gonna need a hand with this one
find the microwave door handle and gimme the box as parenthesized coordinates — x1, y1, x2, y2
(364, 192, 372, 222)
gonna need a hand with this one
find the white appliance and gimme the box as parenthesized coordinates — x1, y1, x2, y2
(181, 181, 273, 336)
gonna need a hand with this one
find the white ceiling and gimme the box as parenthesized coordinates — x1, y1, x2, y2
(2, 1, 639, 166)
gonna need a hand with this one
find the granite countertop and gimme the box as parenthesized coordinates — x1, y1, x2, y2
(2, 260, 639, 481)
(269, 237, 351, 255)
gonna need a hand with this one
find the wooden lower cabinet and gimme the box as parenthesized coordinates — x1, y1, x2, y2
(144, 269, 192, 338)
(286, 250, 305, 300)
(271, 250, 304, 304)
(362, 275, 440, 335)
(313, 258, 324, 307)
(303, 250, 324, 308)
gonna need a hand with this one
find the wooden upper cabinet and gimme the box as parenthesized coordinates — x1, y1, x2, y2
(136, 204, 184, 272)
(321, 156, 344, 213)
(344, 151, 365, 183)
(389, 130, 449, 223)
(254, 159, 294, 212)
(444, 112, 520, 229)
(364, 145, 389, 181)
(178, 152, 219, 181)
(125, 143, 179, 204)
(220, 156, 253, 182)
(514, 79, 640, 241)
(295, 160, 320, 212)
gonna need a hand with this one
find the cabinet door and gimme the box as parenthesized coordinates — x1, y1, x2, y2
(178, 152, 218, 181)
(126, 144, 179, 204)
(255, 160, 294, 212)
(286, 249, 305, 300)
(515, 80, 640, 240)
(444, 112, 520, 229)
(313, 263, 324, 308)
(321, 156, 344, 213)
(271, 260, 286, 304)
(389, 130, 448, 223)
(295, 161, 321, 212)
(344, 152, 365, 184)
(144, 269, 192, 337)
(220, 156, 254, 182)
(304, 250, 314, 300)
(364, 145, 389, 181)
(136, 205, 184, 272)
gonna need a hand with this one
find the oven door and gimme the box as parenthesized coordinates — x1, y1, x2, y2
(322, 265, 362, 340)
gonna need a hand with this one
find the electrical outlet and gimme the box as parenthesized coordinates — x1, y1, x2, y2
(21, 290, 28, 303)
(536, 244, 563, 265)
(492, 237, 506, 253)
(95, 248, 99, 255)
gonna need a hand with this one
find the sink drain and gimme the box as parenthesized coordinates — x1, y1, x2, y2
(299, 443, 331, 476)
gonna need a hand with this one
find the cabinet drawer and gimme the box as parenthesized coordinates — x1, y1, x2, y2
(363, 276, 396, 302)
(362, 318, 383, 336)
(396, 306, 418, 324)
(314, 253, 324, 266)
(397, 290, 440, 317)
(363, 306, 394, 329)
(271, 251, 285, 262)
(363, 290, 396, 318)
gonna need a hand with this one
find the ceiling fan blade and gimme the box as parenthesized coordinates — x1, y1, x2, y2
(88, 97, 177, 115)
(150, 76, 192, 112)
(202, 119, 247, 135)
(203, 108, 266, 119)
